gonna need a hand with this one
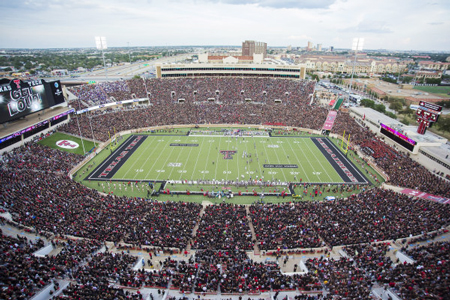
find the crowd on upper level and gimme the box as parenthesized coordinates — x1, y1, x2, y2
(67, 78, 316, 107)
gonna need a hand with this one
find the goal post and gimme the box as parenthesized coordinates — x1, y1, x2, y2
(109, 127, 119, 150)
(340, 130, 351, 154)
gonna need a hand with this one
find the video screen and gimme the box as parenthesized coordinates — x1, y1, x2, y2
(0, 79, 65, 124)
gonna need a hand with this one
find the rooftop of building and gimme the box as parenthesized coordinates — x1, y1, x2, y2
(419, 61, 450, 65)
(208, 55, 254, 61)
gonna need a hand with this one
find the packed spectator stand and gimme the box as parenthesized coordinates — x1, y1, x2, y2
(391, 241, 449, 299)
(192, 204, 253, 250)
(63, 77, 450, 197)
(249, 204, 323, 250)
(1, 77, 450, 299)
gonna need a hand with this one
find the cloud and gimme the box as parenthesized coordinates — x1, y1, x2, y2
(201, 0, 337, 9)
(0, 0, 449, 50)
(287, 35, 313, 40)
(6, 0, 98, 11)
(343, 20, 393, 34)
(400, 37, 411, 45)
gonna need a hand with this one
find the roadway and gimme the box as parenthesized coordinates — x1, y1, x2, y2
(56, 53, 193, 84)
(320, 79, 398, 114)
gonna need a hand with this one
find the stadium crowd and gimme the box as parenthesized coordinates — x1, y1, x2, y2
(62, 77, 450, 197)
(0, 233, 51, 300)
(305, 256, 372, 299)
(0, 142, 83, 173)
(52, 283, 143, 300)
(122, 201, 202, 250)
(343, 243, 391, 277)
(62, 78, 323, 143)
(192, 204, 253, 250)
(1, 77, 450, 299)
(67, 78, 316, 107)
(0, 231, 105, 300)
(249, 204, 323, 250)
(331, 112, 450, 197)
(191, 250, 321, 293)
(389, 241, 450, 299)
(1, 135, 449, 251)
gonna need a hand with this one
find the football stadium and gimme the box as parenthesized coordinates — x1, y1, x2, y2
(1, 73, 449, 300)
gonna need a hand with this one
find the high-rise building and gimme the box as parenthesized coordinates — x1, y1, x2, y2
(307, 41, 313, 51)
(317, 44, 322, 51)
(242, 40, 267, 58)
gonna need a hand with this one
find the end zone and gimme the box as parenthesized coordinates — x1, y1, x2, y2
(312, 137, 369, 185)
(86, 135, 147, 181)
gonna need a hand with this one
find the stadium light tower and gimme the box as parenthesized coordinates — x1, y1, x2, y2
(75, 113, 86, 154)
(95, 36, 108, 80)
(347, 38, 364, 105)
(88, 114, 97, 148)
(143, 77, 151, 105)
(127, 42, 132, 65)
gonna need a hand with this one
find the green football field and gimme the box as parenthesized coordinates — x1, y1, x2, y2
(38, 132, 96, 155)
(94, 134, 356, 184)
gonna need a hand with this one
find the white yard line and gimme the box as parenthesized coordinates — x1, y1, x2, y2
(142, 137, 168, 180)
(214, 137, 223, 180)
(201, 137, 214, 180)
(234, 137, 241, 181)
(122, 138, 154, 180)
(304, 139, 335, 183)
(269, 139, 288, 182)
(190, 137, 205, 182)
(154, 137, 177, 181)
(166, 137, 185, 180)
(285, 138, 312, 182)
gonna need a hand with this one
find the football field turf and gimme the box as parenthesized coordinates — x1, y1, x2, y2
(38, 132, 96, 156)
(87, 133, 368, 185)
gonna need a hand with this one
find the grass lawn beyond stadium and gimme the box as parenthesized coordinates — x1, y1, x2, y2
(86, 133, 368, 187)
(413, 86, 450, 99)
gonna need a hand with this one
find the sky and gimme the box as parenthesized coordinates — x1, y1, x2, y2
(0, 0, 449, 51)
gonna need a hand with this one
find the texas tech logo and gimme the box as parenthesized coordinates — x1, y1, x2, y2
(220, 150, 236, 159)
(56, 140, 79, 149)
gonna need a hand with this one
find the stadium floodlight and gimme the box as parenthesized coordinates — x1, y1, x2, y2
(127, 42, 132, 65)
(95, 36, 107, 50)
(75, 113, 86, 155)
(351, 38, 364, 51)
(347, 38, 364, 106)
(95, 36, 108, 80)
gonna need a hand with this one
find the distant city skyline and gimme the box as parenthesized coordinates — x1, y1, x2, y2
(1, 0, 449, 51)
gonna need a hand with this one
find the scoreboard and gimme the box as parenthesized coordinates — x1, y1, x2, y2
(0, 78, 65, 124)
(415, 101, 442, 134)
(380, 123, 416, 152)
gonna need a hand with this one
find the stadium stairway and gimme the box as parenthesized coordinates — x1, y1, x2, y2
(246, 206, 261, 255)
(185, 205, 206, 252)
